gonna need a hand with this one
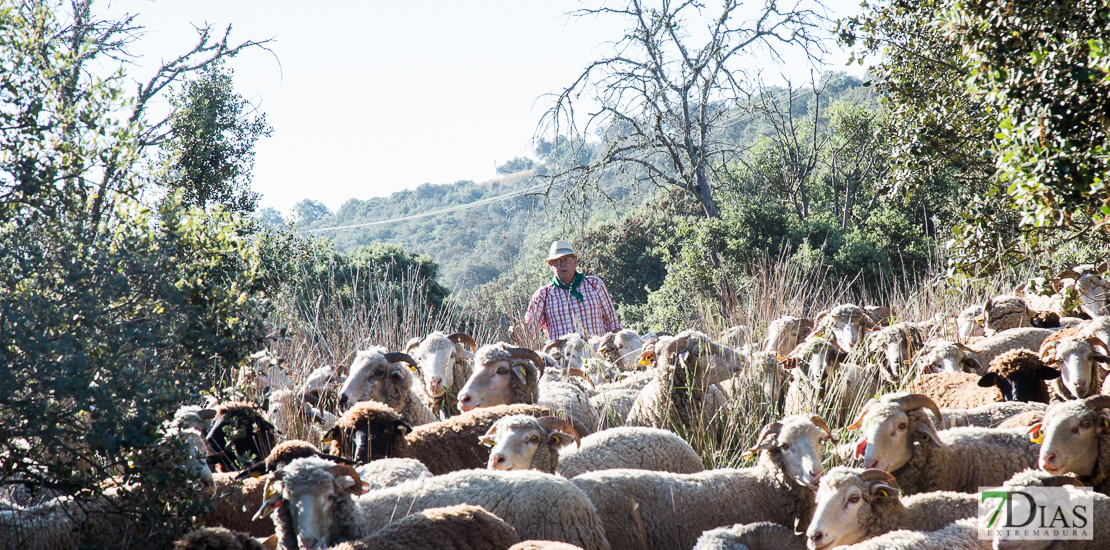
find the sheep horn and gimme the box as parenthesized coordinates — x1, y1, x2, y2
(447, 332, 477, 352)
(664, 337, 690, 365)
(405, 337, 422, 355)
(731, 521, 806, 550)
(252, 492, 283, 522)
(859, 469, 900, 489)
(507, 347, 546, 377)
(328, 464, 363, 486)
(955, 343, 977, 353)
(315, 452, 358, 466)
(846, 399, 877, 431)
(1087, 336, 1108, 352)
(798, 319, 815, 329)
(1083, 395, 1110, 411)
(543, 339, 567, 354)
(810, 416, 837, 442)
(892, 394, 943, 423)
(383, 352, 418, 368)
(536, 416, 580, 448)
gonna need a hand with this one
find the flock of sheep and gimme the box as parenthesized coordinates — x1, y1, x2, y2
(7, 265, 1110, 550)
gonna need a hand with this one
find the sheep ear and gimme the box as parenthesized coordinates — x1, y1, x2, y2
(1098, 414, 1110, 436)
(1091, 353, 1110, 364)
(869, 482, 898, 501)
(322, 426, 341, 443)
(393, 419, 413, 435)
(962, 357, 983, 373)
(977, 373, 998, 388)
(1036, 366, 1062, 380)
(512, 365, 528, 382)
(547, 431, 577, 449)
(1027, 423, 1044, 443)
(911, 422, 943, 449)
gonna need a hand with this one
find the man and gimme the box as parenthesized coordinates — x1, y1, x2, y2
(522, 240, 621, 340)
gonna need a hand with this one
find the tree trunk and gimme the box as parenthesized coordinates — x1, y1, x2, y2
(694, 168, 720, 218)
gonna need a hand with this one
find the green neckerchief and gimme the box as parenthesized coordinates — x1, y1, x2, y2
(551, 271, 585, 301)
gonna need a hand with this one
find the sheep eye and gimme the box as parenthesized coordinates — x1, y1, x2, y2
(848, 494, 861, 503)
(497, 367, 509, 375)
(897, 423, 907, 430)
(1081, 420, 1093, 429)
(373, 370, 384, 377)
(779, 444, 790, 452)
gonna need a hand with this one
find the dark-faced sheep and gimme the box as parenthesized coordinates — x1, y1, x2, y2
(976, 349, 1060, 403)
(322, 402, 412, 464)
(337, 348, 437, 426)
(206, 402, 278, 473)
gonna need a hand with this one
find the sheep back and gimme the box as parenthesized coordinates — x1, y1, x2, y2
(355, 458, 432, 491)
(198, 472, 273, 537)
(405, 404, 551, 475)
(355, 469, 609, 550)
(173, 527, 269, 550)
(556, 427, 704, 478)
(894, 426, 1040, 495)
(908, 372, 1002, 409)
(333, 504, 521, 550)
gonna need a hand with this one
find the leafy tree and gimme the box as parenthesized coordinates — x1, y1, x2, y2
(156, 63, 272, 214)
(540, 0, 828, 218)
(0, 1, 268, 545)
(296, 198, 332, 223)
(256, 206, 285, 227)
(496, 156, 536, 175)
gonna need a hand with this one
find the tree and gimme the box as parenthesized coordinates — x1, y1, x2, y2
(156, 63, 272, 214)
(256, 206, 285, 227)
(0, 1, 269, 545)
(296, 198, 332, 223)
(496, 156, 536, 175)
(539, 0, 827, 218)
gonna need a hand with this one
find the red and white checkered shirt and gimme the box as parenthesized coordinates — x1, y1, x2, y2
(524, 275, 622, 340)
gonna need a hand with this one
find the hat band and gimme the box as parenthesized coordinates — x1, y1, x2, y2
(554, 248, 574, 255)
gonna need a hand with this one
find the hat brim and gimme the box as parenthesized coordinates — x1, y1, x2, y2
(545, 253, 579, 264)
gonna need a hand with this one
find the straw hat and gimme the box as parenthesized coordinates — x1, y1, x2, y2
(545, 240, 579, 263)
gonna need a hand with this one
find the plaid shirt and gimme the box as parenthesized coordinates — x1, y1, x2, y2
(524, 275, 622, 339)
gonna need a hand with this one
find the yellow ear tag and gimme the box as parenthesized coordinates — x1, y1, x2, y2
(513, 366, 527, 379)
(639, 357, 651, 366)
(1031, 431, 1044, 444)
(878, 489, 888, 497)
(551, 435, 561, 444)
(409, 365, 419, 374)
(1103, 419, 1109, 428)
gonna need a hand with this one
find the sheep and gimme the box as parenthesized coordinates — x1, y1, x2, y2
(693, 522, 805, 550)
(481, 415, 580, 473)
(983, 295, 1034, 335)
(480, 418, 705, 477)
(937, 401, 1047, 429)
(718, 324, 751, 349)
(206, 402, 279, 473)
(234, 440, 356, 480)
(868, 322, 931, 381)
(763, 315, 815, 356)
(510, 543, 585, 550)
(916, 328, 1057, 375)
(847, 393, 1040, 494)
(589, 388, 640, 431)
(824, 517, 986, 550)
(328, 504, 521, 550)
(569, 415, 836, 550)
(781, 335, 850, 416)
(1039, 330, 1110, 400)
(301, 365, 338, 408)
(908, 372, 1001, 409)
(543, 333, 593, 372)
(337, 347, 438, 426)
(405, 331, 476, 418)
(988, 468, 1110, 550)
(996, 409, 1045, 429)
(237, 349, 292, 395)
(595, 329, 645, 371)
(1079, 315, 1110, 353)
(804, 468, 978, 549)
(264, 458, 610, 550)
(1056, 264, 1110, 318)
(1033, 395, 1110, 494)
(458, 343, 599, 435)
(329, 401, 552, 474)
(813, 303, 880, 349)
(624, 331, 744, 435)
(266, 389, 335, 448)
(976, 349, 1060, 403)
(174, 527, 269, 550)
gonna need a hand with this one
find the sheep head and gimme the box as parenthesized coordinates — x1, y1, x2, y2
(259, 457, 370, 550)
(457, 343, 544, 412)
(846, 394, 943, 473)
(814, 304, 879, 350)
(1035, 395, 1110, 479)
(956, 304, 986, 340)
(763, 316, 813, 356)
(917, 340, 982, 374)
(337, 348, 419, 412)
(205, 402, 278, 472)
(807, 468, 900, 550)
(781, 336, 849, 391)
(1039, 335, 1110, 399)
(323, 401, 411, 464)
(661, 330, 745, 387)
(744, 415, 836, 490)
(478, 415, 578, 473)
(408, 331, 475, 399)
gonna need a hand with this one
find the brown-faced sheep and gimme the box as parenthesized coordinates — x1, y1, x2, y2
(405, 332, 476, 418)
(337, 348, 437, 426)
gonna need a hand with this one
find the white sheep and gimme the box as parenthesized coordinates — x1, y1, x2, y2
(1033, 395, 1110, 495)
(569, 415, 836, 550)
(262, 458, 610, 550)
(693, 522, 805, 550)
(405, 331, 476, 418)
(1038, 329, 1110, 400)
(337, 347, 437, 427)
(804, 467, 978, 549)
(813, 304, 880, 349)
(595, 329, 645, 371)
(916, 327, 1056, 374)
(867, 322, 932, 381)
(848, 393, 1040, 495)
(763, 315, 815, 356)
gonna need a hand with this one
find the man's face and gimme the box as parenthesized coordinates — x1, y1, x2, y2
(548, 255, 577, 283)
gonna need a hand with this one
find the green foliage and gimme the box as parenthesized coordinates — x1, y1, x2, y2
(296, 198, 332, 224)
(156, 63, 272, 214)
(496, 156, 536, 175)
(0, 3, 269, 545)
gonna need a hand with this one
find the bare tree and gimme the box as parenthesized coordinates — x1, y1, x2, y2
(538, 0, 828, 219)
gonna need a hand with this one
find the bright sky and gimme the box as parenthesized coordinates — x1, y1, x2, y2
(103, 0, 865, 215)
